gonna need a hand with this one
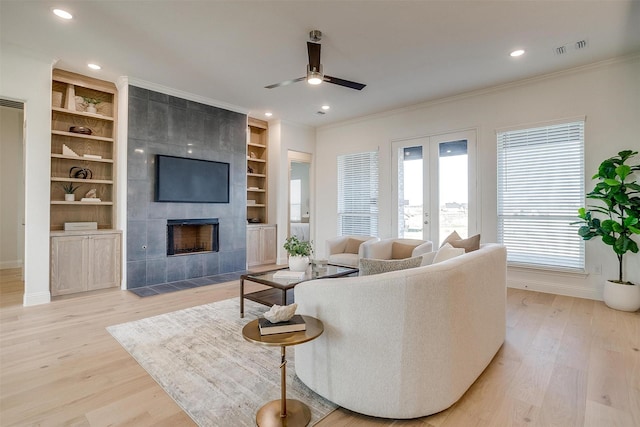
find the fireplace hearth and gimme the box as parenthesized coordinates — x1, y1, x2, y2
(167, 218, 219, 256)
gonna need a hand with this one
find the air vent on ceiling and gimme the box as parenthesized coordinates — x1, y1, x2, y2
(316, 111, 326, 115)
(555, 39, 588, 56)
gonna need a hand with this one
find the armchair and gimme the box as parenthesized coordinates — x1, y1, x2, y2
(326, 235, 379, 267)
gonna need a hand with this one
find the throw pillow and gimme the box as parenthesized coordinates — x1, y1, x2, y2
(433, 243, 465, 264)
(449, 234, 481, 252)
(440, 230, 481, 252)
(391, 242, 418, 259)
(440, 230, 462, 247)
(359, 256, 423, 276)
(344, 238, 365, 254)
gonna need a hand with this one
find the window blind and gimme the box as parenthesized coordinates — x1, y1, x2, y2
(497, 121, 585, 270)
(337, 151, 379, 236)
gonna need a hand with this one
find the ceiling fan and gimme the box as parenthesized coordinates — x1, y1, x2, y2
(265, 30, 366, 91)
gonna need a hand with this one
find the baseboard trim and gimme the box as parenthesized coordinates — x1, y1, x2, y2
(23, 291, 51, 306)
(508, 279, 601, 301)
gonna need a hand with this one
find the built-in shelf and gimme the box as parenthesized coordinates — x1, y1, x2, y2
(248, 157, 266, 163)
(247, 118, 268, 225)
(247, 173, 266, 178)
(51, 130, 114, 142)
(51, 201, 114, 206)
(51, 154, 114, 163)
(52, 106, 114, 121)
(51, 177, 114, 185)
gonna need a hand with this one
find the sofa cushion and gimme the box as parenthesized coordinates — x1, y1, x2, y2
(344, 238, 366, 254)
(433, 243, 465, 263)
(359, 256, 423, 276)
(391, 242, 418, 259)
(441, 231, 481, 252)
(328, 253, 359, 268)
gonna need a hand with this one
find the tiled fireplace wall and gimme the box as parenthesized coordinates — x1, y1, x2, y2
(126, 86, 247, 288)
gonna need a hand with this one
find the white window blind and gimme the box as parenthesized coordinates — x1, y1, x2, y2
(337, 151, 379, 236)
(497, 120, 585, 270)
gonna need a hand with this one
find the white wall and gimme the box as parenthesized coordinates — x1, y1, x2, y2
(0, 44, 54, 305)
(315, 55, 640, 300)
(0, 105, 25, 269)
(268, 120, 315, 263)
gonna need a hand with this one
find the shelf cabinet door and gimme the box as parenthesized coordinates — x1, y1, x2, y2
(246, 227, 262, 267)
(88, 233, 121, 291)
(51, 235, 88, 296)
(260, 225, 277, 265)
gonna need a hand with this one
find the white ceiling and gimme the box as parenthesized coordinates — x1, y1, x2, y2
(2, 1, 639, 127)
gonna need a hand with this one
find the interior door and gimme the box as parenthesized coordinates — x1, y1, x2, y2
(392, 130, 477, 245)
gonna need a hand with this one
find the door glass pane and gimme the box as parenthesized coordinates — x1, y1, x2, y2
(397, 146, 423, 239)
(438, 140, 468, 243)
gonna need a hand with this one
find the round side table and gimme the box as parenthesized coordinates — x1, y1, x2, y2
(242, 315, 324, 427)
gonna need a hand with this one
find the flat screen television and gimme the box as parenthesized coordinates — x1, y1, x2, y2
(155, 155, 230, 203)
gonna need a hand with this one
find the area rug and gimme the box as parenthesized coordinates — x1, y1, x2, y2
(107, 297, 337, 426)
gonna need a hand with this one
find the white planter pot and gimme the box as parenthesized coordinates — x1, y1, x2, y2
(603, 280, 640, 312)
(64, 193, 75, 202)
(288, 255, 309, 272)
(86, 104, 97, 113)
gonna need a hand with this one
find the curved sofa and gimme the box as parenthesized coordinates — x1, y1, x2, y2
(294, 243, 507, 419)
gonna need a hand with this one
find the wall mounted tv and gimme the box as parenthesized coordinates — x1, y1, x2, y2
(155, 155, 230, 203)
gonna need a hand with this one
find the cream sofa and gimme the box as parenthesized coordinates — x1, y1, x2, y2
(294, 243, 507, 419)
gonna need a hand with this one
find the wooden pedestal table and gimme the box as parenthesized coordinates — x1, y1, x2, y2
(242, 315, 324, 427)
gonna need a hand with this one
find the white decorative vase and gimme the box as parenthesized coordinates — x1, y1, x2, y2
(288, 255, 309, 272)
(64, 193, 75, 202)
(86, 104, 97, 113)
(603, 280, 640, 312)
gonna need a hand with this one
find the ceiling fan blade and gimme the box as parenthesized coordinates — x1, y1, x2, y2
(307, 42, 321, 71)
(323, 75, 366, 91)
(264, 76, 306, 89)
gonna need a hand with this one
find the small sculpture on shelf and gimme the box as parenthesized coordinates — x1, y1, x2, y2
(81, 188, 101, 203)
(69, 166, 92, 179)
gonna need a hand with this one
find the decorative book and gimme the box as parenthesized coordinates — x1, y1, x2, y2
(80, 198, 102, 202)
(273, 270, 305, 280)
(259, 315, 306, 335)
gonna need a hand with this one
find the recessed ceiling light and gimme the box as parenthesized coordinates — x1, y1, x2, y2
(53, 9, 73, 20)
(510, 49, 525, 57)
(321, 105, 330, 110)
(87, 63, 101, 70)
(265, 112, 273, 117)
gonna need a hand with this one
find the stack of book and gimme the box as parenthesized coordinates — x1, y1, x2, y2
(273, 270, 305, 280)
(259, 315, 306, 335)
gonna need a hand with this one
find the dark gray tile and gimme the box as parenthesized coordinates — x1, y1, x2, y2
(169, 96, 187, 109)
(149, 91, 169, 103)
(170, 280, 198, 290)
(127, 139, 149, 180)
(186, 254, 204, 279)
(126, 260, 147, 288)
(148, 100, 169, 143)
(128, 85, 149, 100)
(129, 287, 159, 297)
(150, 283, 180, 294)
(186, 110, 205, 145)
(128, 96, 149, 140)
(166, 255, 187, 282)
(168, 106, 187, 145)
(187, 276, 214, 286)
(127, 220, 147, 261)
(203, 252, 220, 276)
(186, 100, 208, 112)
(146, 220, 167, 259)
(146, 258, 167, 285)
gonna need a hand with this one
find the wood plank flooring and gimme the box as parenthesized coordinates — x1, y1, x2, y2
(1, 267, 639, 426)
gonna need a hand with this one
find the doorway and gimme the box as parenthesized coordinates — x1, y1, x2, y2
(391, 130, 477, 245)
(288, 151, 312, 243)
(0, 100, 26, 288)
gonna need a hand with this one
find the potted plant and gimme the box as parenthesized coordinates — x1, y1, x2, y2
(82, 97, 101, 114)
(61, 182, 82, 202)
(575, 149, 640, 311)
(283, 236, 313, 272)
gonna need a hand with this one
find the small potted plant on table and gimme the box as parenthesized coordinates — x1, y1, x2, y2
(575, 150, 640, 311)
(284, 236, 313, 272)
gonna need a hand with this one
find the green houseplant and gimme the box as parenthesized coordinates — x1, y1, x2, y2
(60, 182, 82, 202)
(575, 149, 640, 311)
(283, 236, 313, 272)
(82, 96, 101, 113)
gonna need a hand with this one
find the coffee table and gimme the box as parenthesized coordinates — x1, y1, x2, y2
(240, 264, 358, 317)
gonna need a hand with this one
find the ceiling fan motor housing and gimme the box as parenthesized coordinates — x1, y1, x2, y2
(309, 30, 322, 42)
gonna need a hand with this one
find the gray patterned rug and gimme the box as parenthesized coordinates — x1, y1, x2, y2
(107, 297, 337, 426)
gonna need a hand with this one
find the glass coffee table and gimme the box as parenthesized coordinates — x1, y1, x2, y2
(240, 264, 358, 317)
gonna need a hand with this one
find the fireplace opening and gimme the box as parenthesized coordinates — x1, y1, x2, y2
(167, 218, 219, 256)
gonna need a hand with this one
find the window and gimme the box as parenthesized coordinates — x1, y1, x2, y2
(290, 179, 301, 221)
(497, 120, 585, 270)
(337, 151, 379, 236)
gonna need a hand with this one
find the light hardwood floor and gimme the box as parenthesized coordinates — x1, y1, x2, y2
(1, 267, 638, 426)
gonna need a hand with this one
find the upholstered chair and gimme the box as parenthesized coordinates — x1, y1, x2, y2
(326, 235, 379, 267)
(361, 237, 433, 260)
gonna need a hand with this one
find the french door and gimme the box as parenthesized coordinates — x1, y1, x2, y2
(391, 130, 477, 245)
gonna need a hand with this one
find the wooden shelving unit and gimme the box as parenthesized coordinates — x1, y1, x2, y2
(247, 118, 268, 224)
(50, 69, 118, 231)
